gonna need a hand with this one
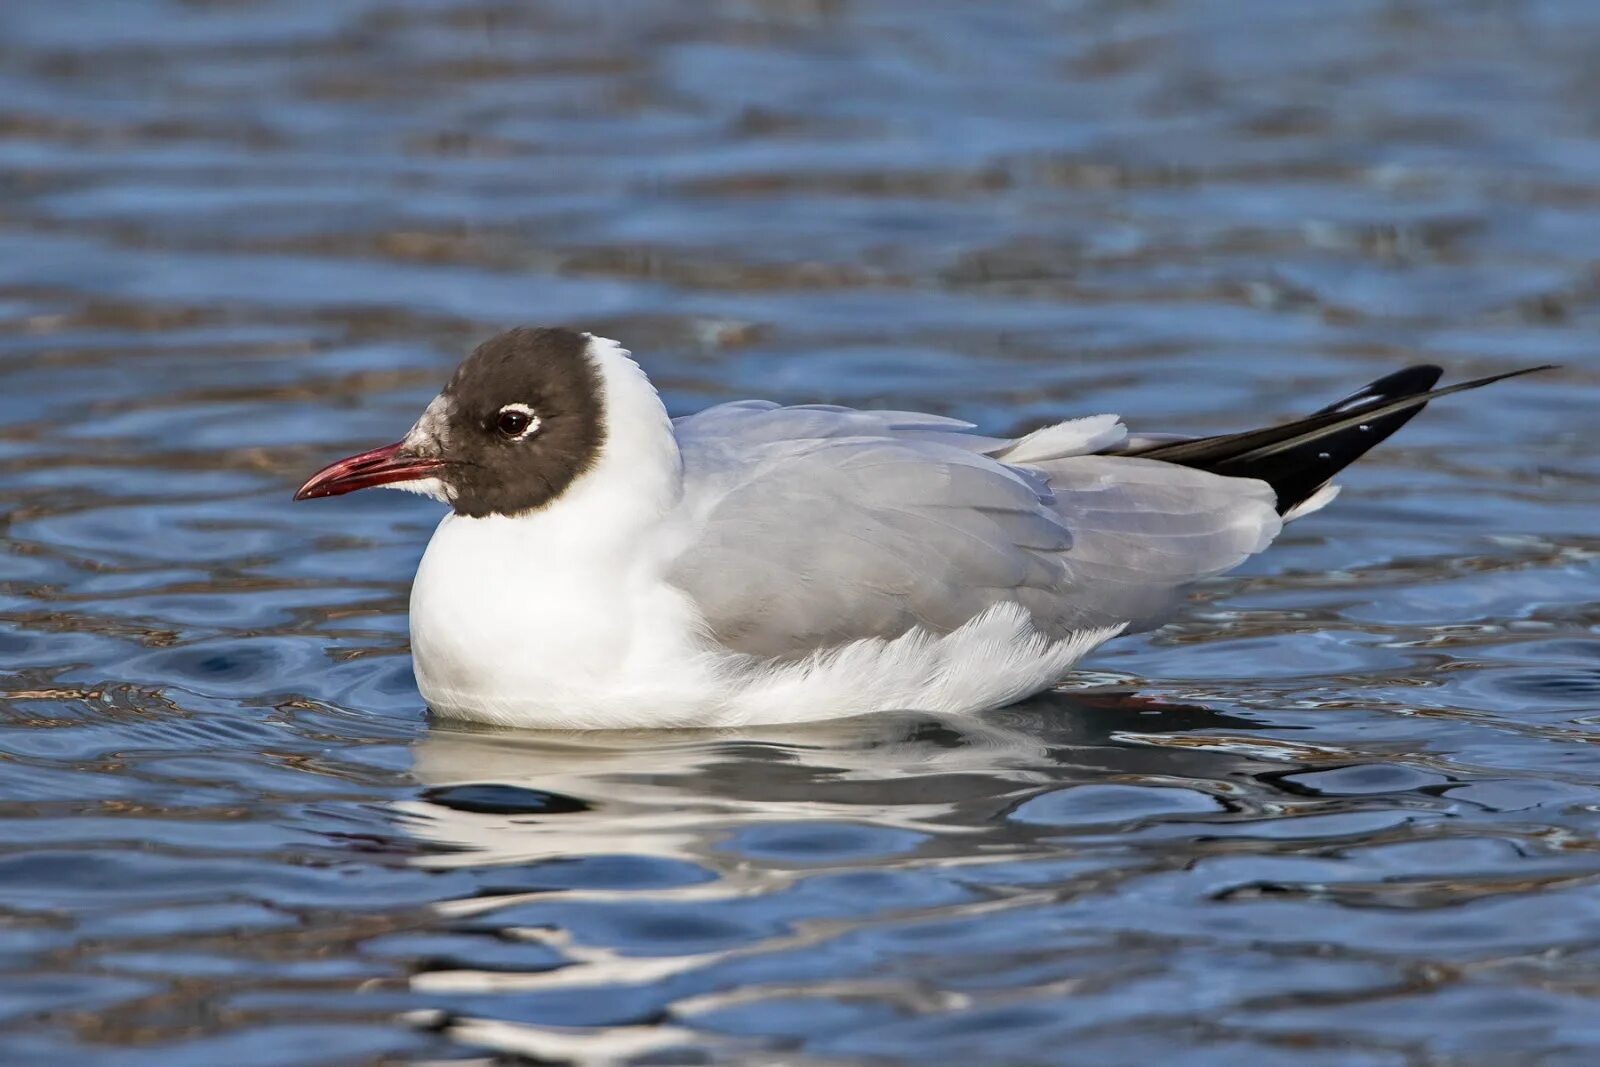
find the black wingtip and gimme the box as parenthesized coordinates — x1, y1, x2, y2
(1144, 363, 1554, 515)
(1310, 364, 1442, 417)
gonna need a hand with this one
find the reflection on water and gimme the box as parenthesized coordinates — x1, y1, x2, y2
(405, 692, 1263, 878)
(1, 0, 1599, 1063)
(400, 695, 1280, 1061)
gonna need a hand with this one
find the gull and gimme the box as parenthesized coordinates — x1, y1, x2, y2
(295, 327, 1545, 729)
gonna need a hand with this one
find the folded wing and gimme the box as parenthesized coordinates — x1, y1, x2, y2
(669, 403, 1279, 658)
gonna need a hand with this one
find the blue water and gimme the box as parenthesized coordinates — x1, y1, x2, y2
(1, 1, 1599, 1063)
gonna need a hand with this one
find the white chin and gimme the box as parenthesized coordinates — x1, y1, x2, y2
(382, 477, 451, 503)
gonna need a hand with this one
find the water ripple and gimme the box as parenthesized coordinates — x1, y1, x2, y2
(0, 0, 1598, 1063)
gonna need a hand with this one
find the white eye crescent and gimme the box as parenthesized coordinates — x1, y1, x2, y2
(495, 403, 540, 439)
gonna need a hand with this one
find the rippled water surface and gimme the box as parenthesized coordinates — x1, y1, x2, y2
(2, 1, 1600, 1063)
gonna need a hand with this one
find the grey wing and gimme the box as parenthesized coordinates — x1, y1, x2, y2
(669, 403, 1280, 658)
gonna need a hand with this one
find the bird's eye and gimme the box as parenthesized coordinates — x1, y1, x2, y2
(495, 405, 538, 438)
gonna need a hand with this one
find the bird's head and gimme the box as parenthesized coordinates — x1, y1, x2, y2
(294, 327, 607, 518)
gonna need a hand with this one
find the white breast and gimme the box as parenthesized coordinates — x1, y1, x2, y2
(410, 509, 721, 729)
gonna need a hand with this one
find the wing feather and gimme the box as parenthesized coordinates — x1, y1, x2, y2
(669, 404, 1278, 657)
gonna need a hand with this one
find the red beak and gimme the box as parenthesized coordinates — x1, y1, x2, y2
(294, 441, 445, 501)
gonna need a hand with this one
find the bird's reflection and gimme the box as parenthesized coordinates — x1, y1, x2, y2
(399, 688, 1273, 872)
(393, 691, 1289, 1059)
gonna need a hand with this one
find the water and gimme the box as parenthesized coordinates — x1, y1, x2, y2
(1, 1, 1598, 1063)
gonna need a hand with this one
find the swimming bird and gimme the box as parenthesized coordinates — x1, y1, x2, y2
(295, 327, 1545, 729)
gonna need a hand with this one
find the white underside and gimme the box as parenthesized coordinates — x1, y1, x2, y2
(415, 582, 1124, 730)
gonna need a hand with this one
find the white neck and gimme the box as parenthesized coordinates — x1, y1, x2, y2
(550, 334, 683, 538)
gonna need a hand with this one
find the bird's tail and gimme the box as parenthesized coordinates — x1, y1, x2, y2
(1137, 363, 1553, 515)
